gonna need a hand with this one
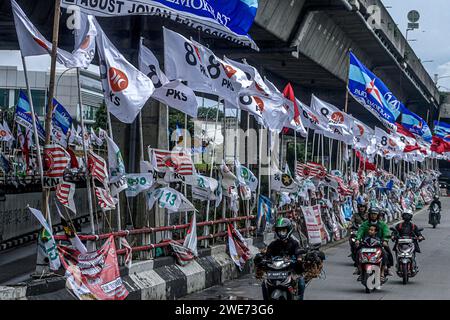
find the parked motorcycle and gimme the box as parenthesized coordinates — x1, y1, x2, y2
(429, 204, 440, 228)
(357, 237, 384, 293)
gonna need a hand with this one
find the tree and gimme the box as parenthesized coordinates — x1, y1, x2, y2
(93, 102, 107, 131)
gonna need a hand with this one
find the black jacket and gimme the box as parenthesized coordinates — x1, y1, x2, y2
(430, 199, 442, 211)
(265, 237, 304, 274)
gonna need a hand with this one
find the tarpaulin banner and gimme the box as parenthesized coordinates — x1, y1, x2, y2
(61, 0, 259, 50)
(58, 235, 129, 300)
(301, 205, 322, 245)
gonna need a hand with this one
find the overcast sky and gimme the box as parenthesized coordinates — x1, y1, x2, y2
(381, 0, 450, 91)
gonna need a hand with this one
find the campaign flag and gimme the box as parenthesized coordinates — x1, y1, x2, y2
(72, 13, 97, 69)
(90, 127, 103, 146)
(170, 241, 196, 266)
(29, 207, 61, 270)
(149, 148, 195, 176)
(0, 152, 11, 174)
(282, 83, 307, 136)
(125, 173, 155, 197)
(301, 205, 322, 245)
(139, 40, 199, 118)
(106, 136, 126, 183)
(234, 159, 258, 192)
(375, 127, 405, 156)
(11, 0, 79, 67)
(95, 20, 154, 123)
(44, 144, 70, 178)
(147, 187, 196, 213)
(183, 213, 198, 257)
(14, 90, 45, 141)
(55, 203, 87, 254)
(88, 151, 109, 187)
(349, 116, 374, 149)
(61, 0, 259, 50)
(298, 100, 331, 133)
(431, 136, 450, 154)
(296, 162, 327, 179)
(94, 187, 117, 211)
(191, 174, 219, 201)
(58, 235, 128, 300)
(51, 98, 73, 137)
(399, 108, 432, 142)
(220, 160, 238, 193)
(271, 164, 297, 193)
(227, 224, 250, 271)
(256, 195, 272, 230)
(434, 121, 450, 141)
(348, 52, 402, 132)
(0, 121, 13, 142)
(56, 182, 77, 214)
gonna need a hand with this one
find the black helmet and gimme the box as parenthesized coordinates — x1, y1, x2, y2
(402, 210, 413, 222)
(274, 218, 293, 241)
(368, 207, 380, 223)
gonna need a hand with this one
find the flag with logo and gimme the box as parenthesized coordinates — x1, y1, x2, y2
(434, 120, 450, 141)
(256, 195, 272, 230)
(72, 13, 97, 69)
(94, 187, 117, 211)
(95, 19, 154, 123)
(29, 207, 61, 271)
(14, 90, 45, 141)
(348, 52, 401, 132)
(399, 107, 432, 143)
(375, 127, 405, 157)
(271, 164, 298, 193)
(56, 182, 77, 214)
(0, 120, 13, 142)
(88, 151, 109, 187)
(139, 39, 199, 118)
(183, 212, 198, 257)
(295, 162, 327, 179)
(227, 224, 250, 271)
(147, 187, 195, 213)
(125, 173, 155, 197)
(61, 0, 259, 50)
(149, 148, 195, 176)
(234, 159, 258, 192)
(106, 136, 126, 183)
(349, 116, 374, 149)
(191, 174, 219, 201)
(44, 144, 70, 178)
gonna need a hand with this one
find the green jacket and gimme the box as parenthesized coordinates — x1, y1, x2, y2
(356, 220, 390, 241)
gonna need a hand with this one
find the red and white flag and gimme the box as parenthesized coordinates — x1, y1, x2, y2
(94, 187, 116, 211)
(227, 224, 250, 271)
(44, 144, 70, 178)
(183, 213, 198, 257)
(88, 151, 109, 187)
(95, 19, 154, 123)
(56, 182, 77, 214)
(149, 148, 195, 176)
(296, 162, 327, 179)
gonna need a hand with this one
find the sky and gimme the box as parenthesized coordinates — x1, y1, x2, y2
(381, 0, 450, 91)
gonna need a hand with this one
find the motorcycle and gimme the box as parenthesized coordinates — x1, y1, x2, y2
(391, 227, 424, 285)
(348, 225, 359, 265)
(429, 204, 440, 228)
(357, 237, 384, 293)
(255, 246, 325, 300)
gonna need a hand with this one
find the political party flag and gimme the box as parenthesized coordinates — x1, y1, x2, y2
(95, 19, 154, 123)
(29, 207, 61, 270)
(88, 151, 109, 187)
(434, 121, 450, 141)
(271, 164, 298, 193)
(234, 159, 258, 192)
(297, 100, 331, 133)
(295, 162, 327, 179)
(0, 152, 11, 174)
(349, 116, 374, 149)
(11, 0, 83, 68)
(58, 235, 128, 300)
(0, 121, 13, 142)
(183, 212, 198, 257)
(94, 187, 117, 211)
(55, 203, 87, 254)
(106, 136, 126, 184)
(56, 182, 77, 214)
(90, 127, 103, 146)
(191, 174, 219, 201)
(14, 90, 45, 141)
(72, 13, 97, 69)
(227, 224, 250, 271)
(61, 0, 259, 50)
(374, 127, 405, 156)
(139, 39, 199, 118)
(125, 173, 155, 197)
(256, 195, 272, 230)
(399, 107, 432, 142)
(44, 144, 70, 178)
(147, 187, 196, 213)
(149, 148, 195, 176)
(431, 136, 450, 154)
(348, 52, 402, 132)
(282, 83, 307, 137)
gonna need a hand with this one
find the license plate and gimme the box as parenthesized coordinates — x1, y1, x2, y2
(361, 248, 377, 253)
(267, 271, 288, 280)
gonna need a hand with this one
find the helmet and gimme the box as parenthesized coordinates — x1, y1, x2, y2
(274, 218, 293, 241)
(402, 210, 413, 222)
(434, 195, 439, 201)
(368, 207, 381, 223)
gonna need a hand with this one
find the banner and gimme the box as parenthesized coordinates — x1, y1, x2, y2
(61, 0, 259, 50)
(59, 236, 129, 300)
(348, 52, 402, 132)
(301, 205, 322, 245)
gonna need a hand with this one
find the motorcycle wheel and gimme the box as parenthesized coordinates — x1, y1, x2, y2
(433, 222, 437, 229)
(363, 272, 371, 294)
(402, 263, 409, 285)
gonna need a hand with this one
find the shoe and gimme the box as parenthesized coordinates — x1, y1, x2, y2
(353, 268, 359, 275)
(357, 275, 362, 281)
(380, 276, 386, 283)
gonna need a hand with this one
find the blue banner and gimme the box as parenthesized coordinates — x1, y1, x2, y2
(348, 52, 403, 131)
(51, 98, 72, 135)
(399, 108, 432, 142)
(15, 90, 46, 141)
(61, 0, 259, 49)
(257, 195, 272, 229)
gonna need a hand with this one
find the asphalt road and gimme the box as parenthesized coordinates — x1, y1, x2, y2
(183, 199, 450, 300)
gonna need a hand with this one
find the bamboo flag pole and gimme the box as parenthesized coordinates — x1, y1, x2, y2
(106, 110, 121, 231)
(321, 134, 324, 166)
(311, 132, 316, 163)
(304, 128, 309, 163)
(184, 113, 188, 224)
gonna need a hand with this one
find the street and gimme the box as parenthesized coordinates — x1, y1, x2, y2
(183, 199, 450, 300)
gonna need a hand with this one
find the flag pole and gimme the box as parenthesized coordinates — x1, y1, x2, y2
(304, 128, 309, 162)
(76, 68, 96, 238)
(257, 123, 263, 206)
(106, 109, 121, 231)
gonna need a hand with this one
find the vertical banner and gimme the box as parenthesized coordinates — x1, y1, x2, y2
(301, 206, 322, 245)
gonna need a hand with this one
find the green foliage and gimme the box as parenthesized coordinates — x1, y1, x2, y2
(93, 102, 107, 131)
(286, 139, 312, 173)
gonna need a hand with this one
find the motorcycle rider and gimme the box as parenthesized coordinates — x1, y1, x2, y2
(429, 195, 442, 224)
(355, 207, 393, 281)
(255, 218, 306, 300)
(350, 197, 369, 229)
(392, 210, 425, 257)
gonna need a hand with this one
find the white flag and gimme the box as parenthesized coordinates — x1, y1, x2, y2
(184, 213, 198, 257)
(106, 136, 126, 184)
(11, 0, 80, 68)
(375, 127, 406, 156)
(147, 187, 195, 213)
(164, 28, 211, 93)
(95, 19, 154, 123)
(72, 13, 97, 69)
(0, 121, 14, 142)
(139, 39, 199, 118)
(125, 173, 155, 197)
(350, 116, 374, 149)
(234, 159, 258, 192)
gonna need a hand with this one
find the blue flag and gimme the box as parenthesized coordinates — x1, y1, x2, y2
(348, 52, 403, 131)
(434, 120, 450, 141)
(399, 108, 432, 142)
(15, 90, 46, 141)
(51, 98, 72, 135)
(257, 195, 272, 230)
